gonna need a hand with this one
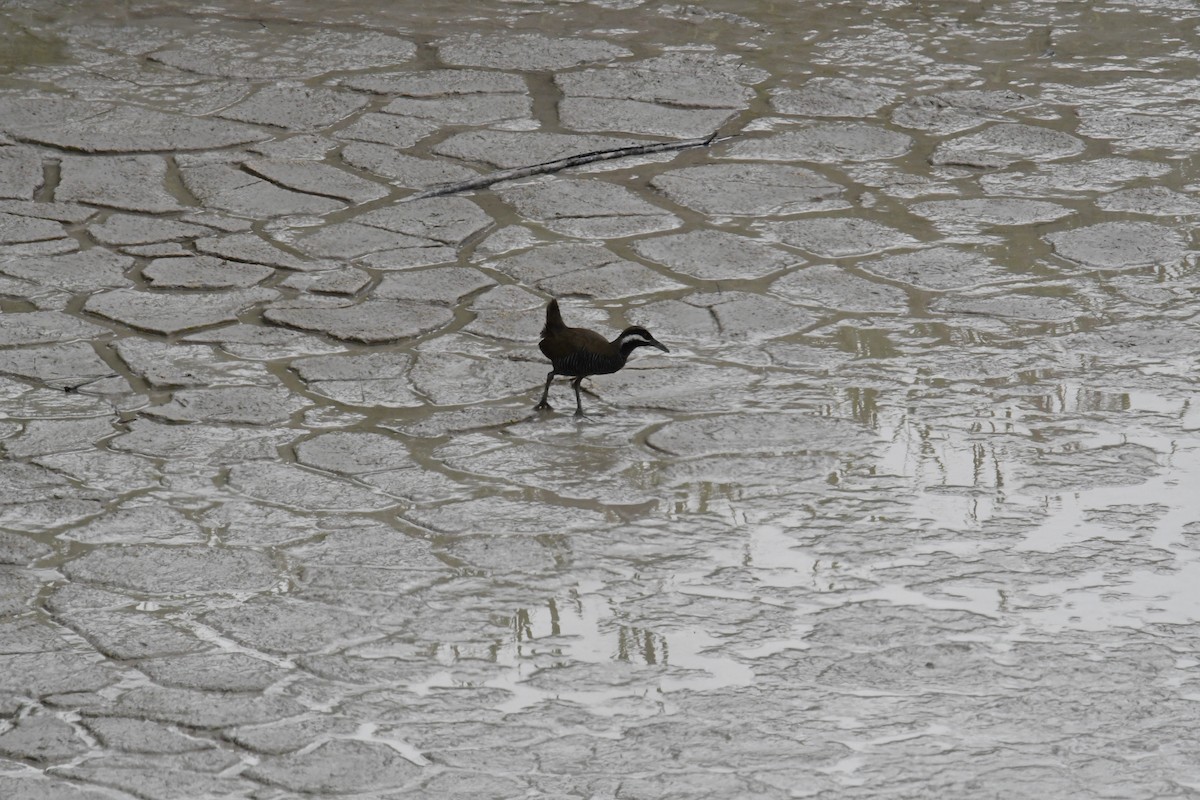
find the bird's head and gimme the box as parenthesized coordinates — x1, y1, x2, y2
(615, 326, 670, 357)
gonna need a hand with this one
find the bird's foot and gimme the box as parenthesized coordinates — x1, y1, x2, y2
(534, 401, 553, 411)
(573, 409, 587, 418)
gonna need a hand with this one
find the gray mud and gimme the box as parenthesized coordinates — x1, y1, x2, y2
(1, 1, 1199, 798)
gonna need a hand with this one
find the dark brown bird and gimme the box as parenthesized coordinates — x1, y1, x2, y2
(535, 299, 669, 416)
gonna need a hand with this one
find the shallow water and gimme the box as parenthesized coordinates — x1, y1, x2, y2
(0, 0, 1199, 797)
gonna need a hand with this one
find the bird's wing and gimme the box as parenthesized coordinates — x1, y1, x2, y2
(540, 327, 615, 374)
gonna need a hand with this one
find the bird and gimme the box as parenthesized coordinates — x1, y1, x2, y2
(535, 299, 669, 417)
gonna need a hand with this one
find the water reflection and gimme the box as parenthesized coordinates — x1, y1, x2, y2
(616, 625, 667, 666)
(844, 386, 881, 428)
(495, 598, 668, 667)
(1030, 384, 1132, 414)
(836, 325, 900, 358)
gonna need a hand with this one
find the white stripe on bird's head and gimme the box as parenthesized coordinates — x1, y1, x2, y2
(617, 327, 669, 353)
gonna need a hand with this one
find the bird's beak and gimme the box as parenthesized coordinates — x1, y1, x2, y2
(649, 338, 669, 353)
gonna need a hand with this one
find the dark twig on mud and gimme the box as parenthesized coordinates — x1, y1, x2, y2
(400, 130, 733, 203)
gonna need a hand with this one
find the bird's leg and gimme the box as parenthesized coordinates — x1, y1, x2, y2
(571, 377, 585, 417)
(535, 370, 555, 410)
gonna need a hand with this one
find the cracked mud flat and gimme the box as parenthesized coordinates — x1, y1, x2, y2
(1, 1, 1200, 797)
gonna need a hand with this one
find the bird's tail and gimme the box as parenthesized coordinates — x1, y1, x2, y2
(542, 299, 565, 337)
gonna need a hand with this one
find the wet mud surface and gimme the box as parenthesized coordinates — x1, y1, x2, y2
(1, 1, 1200, 797)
